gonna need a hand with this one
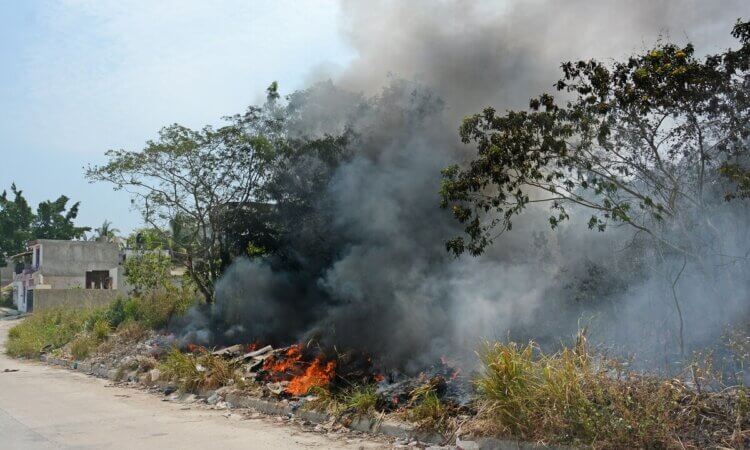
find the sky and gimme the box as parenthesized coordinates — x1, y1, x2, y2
(1, 1, 745, 236)
(0, 0, 354, 235)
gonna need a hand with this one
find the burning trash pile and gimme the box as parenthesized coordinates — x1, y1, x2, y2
(195, 340, 472, 415)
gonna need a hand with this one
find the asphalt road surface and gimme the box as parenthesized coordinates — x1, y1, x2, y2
(0, 317, 388, 450)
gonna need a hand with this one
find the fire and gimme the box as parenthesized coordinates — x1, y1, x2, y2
(246, 342, 260, 352)
(440, 355, 461, 380)
(263, 345, 302, 373)
(262, 344, 336, 396)
(186, 343, 206, 353)
(287, 358, 336, 396)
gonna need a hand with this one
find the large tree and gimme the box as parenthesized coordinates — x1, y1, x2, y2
(86, 87, 283, 303)
(441, 20, 750, 258)
(0, 184, 89, 266)
(32, 196, 89, 241)
(0, 184, 34, 266)
(441, 20, 750, 357)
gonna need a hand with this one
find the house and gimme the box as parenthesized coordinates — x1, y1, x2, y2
(11, 239, 124, 312)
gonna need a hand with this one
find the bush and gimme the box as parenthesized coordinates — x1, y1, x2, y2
(7, 285, 195, 360)
(92, 318, 111, 341)
(123, 251, 172, 293)
(105, 287, 196, 330)
(0, 288, 13, 308)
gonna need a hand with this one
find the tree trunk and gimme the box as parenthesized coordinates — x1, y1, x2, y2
(186, 255, 214, 304)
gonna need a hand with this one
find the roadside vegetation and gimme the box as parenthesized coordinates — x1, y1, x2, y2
(5, 285, 196, 359)
(471, 333, 748, 449)
(158, 348, 237, 392)
(5, 303, 748, 448)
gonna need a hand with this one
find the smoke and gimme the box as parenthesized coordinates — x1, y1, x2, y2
(187, 1, 749, 371)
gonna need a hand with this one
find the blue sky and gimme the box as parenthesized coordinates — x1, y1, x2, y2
(0, 0, 354, 235)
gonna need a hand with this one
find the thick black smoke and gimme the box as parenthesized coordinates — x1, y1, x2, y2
(185, 1, 749, 372)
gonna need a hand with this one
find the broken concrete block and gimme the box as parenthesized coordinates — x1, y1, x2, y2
(149, 368, 161, 382)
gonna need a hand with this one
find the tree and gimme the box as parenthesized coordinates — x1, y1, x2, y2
(123, 250, 173, 294)
(0, 184, 34, 266)
(0, 185, 90, 266)
(86, 90, 283, 303)
(32, 195, 90, 241)
(94, 219, 120, 243)
(441, 19, 750, 258)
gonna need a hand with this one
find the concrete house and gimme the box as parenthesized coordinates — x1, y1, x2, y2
(11, 239, 124, 312)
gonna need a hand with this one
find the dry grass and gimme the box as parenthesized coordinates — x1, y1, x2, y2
(69, 334, 99, 360)
(407, 388, 448, 430)
(304, 384, 379, 417)
(471, 332, 749, 449)
(116, 320, 149, 343)
(159, 348, 236, 392)
(6, 308, 102, 357)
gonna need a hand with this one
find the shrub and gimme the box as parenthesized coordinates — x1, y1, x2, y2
(123, 250, 172, 294)
(0, 288, 13, 308)
(92, 319, 111, 340)
(106, 287, 196, 330)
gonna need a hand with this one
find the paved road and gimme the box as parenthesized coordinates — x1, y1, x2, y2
(0, 318, 388, 450)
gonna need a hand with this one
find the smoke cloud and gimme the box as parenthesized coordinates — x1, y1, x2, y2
(190, 1, 749, 372)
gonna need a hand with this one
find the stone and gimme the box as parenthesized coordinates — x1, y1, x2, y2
(456, 437, 480, 450)
(206, 393, 221, 405)
(148, 368, 161, 382)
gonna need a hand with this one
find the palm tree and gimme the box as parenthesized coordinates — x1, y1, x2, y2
(96, 220, 120, 243)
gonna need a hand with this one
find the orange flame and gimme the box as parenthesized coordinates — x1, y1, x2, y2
(246, 342, 260, 352)
(287, 358, 336, 396)
(263, 345, 302, 373)
(186, 343, 206, 353)
(262, 344, 336, 396)
(441, 355, 461, 380)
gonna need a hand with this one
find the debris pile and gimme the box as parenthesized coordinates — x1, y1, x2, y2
(202, 340, 472, 414)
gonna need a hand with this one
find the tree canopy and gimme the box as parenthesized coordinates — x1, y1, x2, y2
(0, 184, 89, 266)
(86, 87, 289, 302)
(87, 83, 354, 303)
(441, 19, 750, 258)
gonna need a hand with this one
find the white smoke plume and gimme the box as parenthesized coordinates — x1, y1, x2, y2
(187, 1, 749, 372)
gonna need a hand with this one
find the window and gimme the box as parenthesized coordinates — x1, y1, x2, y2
(85, 270, 112, 289)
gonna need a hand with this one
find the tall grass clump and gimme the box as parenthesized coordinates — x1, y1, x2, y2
(474, 332, 749, 448)
(6, 308, 101, 357)
(159, 348, 235, 392)
(341, 384, 379, 415)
